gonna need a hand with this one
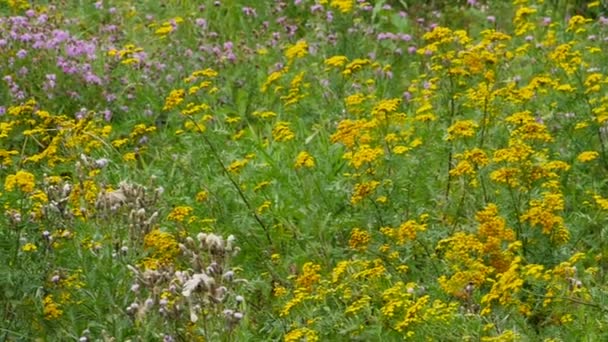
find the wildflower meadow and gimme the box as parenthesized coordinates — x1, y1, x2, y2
(3, 0, 608, 340)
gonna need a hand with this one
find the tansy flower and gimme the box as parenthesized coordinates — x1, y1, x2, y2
(196, 190, 209, 202)
(257, 200, 271, 214)
(142, 229, 180, 269)
(273, 285, 287, 297)
(344, 295, 371, 315)
(21, 243, 37, 252)
(284, 40, 308, 60)
(593, 195, 608, 210)
(294, 151, 315, 169)
(371, 98, 401, 118)
(349, 228, 371, 250)
(163, 89, 185, 111)
(343, 58, 371, 76)
(167, 206, 193, 222)
(227, 159, 249, 174)
(284, 327, 319, 342)
(4, 170, 36, 193)
(567, 15, 592, 32)
(272, 122, 295, 142)
(577, 151, 599, 162)
(330, 0, 354, 13)
(446, 120, 478, 141)
(295, 262, 321, 291)
(351, 180, 380, 204)
(43, 295, 63, 320)
(325, 55, 349, 68)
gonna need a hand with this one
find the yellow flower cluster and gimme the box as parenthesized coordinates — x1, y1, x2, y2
(273, 121, 296, 142)
(295, 262, 321, 291)
(141, 229, 180, 269)
(43, 295, 63, 320)
(294, 151, 315, 169)
(4, 170, 35, 193)
(284, 40, 308, 61)
(284, 327, 319, 342)
(167, 206, 193, 222)
(348, 228, 371, 250)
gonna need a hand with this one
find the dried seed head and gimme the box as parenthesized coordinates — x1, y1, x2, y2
(222, 270, 234, 281)
(179, 243, 189, 254)
(189, 310, 198, 323)
(144, 297, 154, 309)
(213, 286, 227, 301)
(465, 282, 474, 295)
(207, 262, 221, 275)
(62, 183, 72, 197)
(94, 158, 109, 169)
(127, 302, 139, 314)
(182, 273, 215, 297)
(185, 236, 195, 247)
(226, 234, 236, 251)
(205, 234, 224, 252)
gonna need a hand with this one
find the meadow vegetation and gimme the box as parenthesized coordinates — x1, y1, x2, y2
(2, 0, 608, 340)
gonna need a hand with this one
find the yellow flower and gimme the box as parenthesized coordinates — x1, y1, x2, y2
(271, 253, 281, 263)
(284, 40, 308, 60)
(381, 220, 426, 245)
(43, 295, 63, 320)
(273, 285, 287, 297)
(111, 138, 129, 148)
(142, 229, 180, 269)
(167, 206, 193, 222)
(4, 170, 36, 193)
(446, 120, 478, 141)
(347, 144, 384, 169)
(330, 0, 354, 13)
(21, 243, 37, 252)
(273, 122, 296, 142)
(371, 98, 401, 118)
(253, 111, 277, 119)
(227, 159, 249, 174)
(295, 262, 321, 291)
(351, 180, 380, 205)
(325, 55, 349, 68)
(567, 15, 592, 32)
(284, 327, 319, 342)
(294, 151, 315, 169)
(163, 89, 185, 111)
(196, 190, 209, 202)
(257, 200, 271, 214)
(122, 152, 136, 162)
(342, 58, 371, 76)
(593, 194, 608, 210)
(348, 228, 371, 250)
(155, 24, 173, 36)
(6, 0, 30, 10)
(577, 151, 599, 163)
(345, 295, 371, 315)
